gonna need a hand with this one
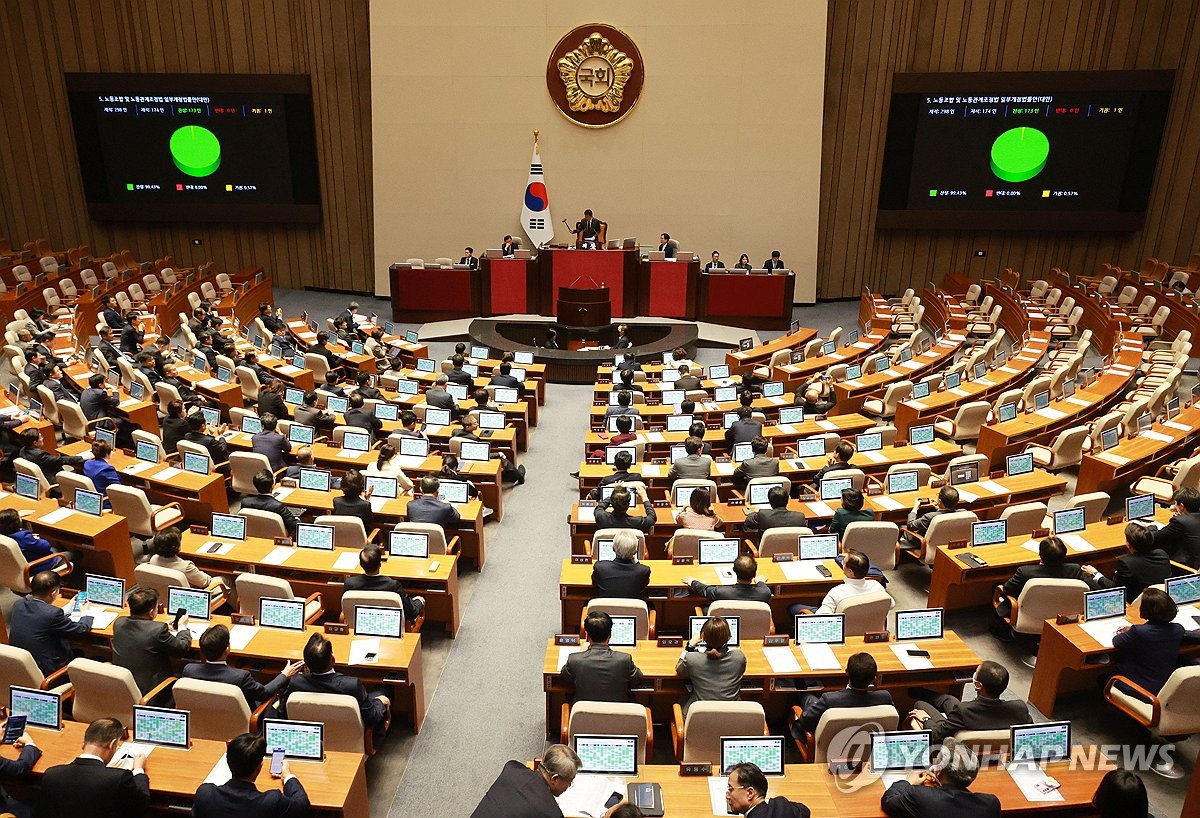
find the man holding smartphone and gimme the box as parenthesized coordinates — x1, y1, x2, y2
(0, 711, 40, 818)
(192, 732, 309, 817)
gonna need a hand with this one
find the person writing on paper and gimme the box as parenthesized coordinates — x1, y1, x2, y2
(880, 737, 1000, 818)
(344, 544, 426, 623)
(676, 615, 746, 715)
(1082, 523, 1171, 603)
(704, 251, 725, 272)
(907, 660, 1030, 743)
(193, 731, 310, 817)
(563, 610, 646, 702)
(10, 571, 92, 676)
(683, 554, 772, 604)
(794, 653, 893, 741)
(37, 717, 150, 818)
(725, 761, 811, 817)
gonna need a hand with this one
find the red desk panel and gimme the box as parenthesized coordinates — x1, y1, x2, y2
(549, 250, 627, 314)
(487, 259, 530, 314)
(645, 260, 696, 318)
(389, 265, 480, 321)
(698, 271, 793, 330)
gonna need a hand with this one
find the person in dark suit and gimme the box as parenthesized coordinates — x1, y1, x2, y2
(41, 363, 81, 403)
(405, 476, 462, 533)
(80, 371, 119, 420)
(337, 301, 360, 329)
(270, 325, 298, 359)
(674, 364, 703, 392)
(37, 717, 151, 818)
(241, 351, 276, 386)
(794, 653, 894, 739)
(9, 571, 92, 676)
(586, 451, 643, 501)
(614, 324, 632, 349)
(543, 328, 561, 349)
(0, 712, 41, 818)
(907, 660, 1031, 744)
(1111, 588, 1193, 700)
(192, 731, 309, 818)
(704, 250, 725, 272)
(96, 327, 122, 366)
(258, 380, 291, 420)
(133, 352, 162, 387)
(307, 331, 343, 374)
(343, 392, 382, 436)
(281, 633, 390, 744)
(459, 247, 479, 269)
(99, 295, 126, 329)
(445, 354, 473, 387)
(321, 369, 347, 397)
(112, 588, 192, 700)
(1083, 523, 1172, 604)
(567, 209, 603, 248)
(812, 440, 856, 486)
(425, 374, 458, 413)
(470, 745, 582, 818)
(333, 469, 374, 534)
(594, 487, 655, 534)
(257, 302, 286, 334)
(182, 624, 302, 710)
(591, 530, 651, 598)
(902, 484, 961, 546)
(1153, 486, 1200, 568)
(241, 470, 301, 537)
(745, 485, 808, 532)
(725, 406, 763, 447)
(352, 371, 384, 401)
(500, 235, 517, 257)
(881, 738, 1000, 818)
(762, 250, 785, 271)
(119, 312, 144, 355)
(724, 762, 811, 817)
(657, 233, 676, 259)
(344, 544, 426, 622)
(16, 427, 84, 483)
(294, 390, 334, 430)
(184, 412, 230, 466)
(251, 413, 291, 471)
(489, 361, 525, 397)
(22, 349, 47, 390)
(684, 554, 773, 604)
(993, 536, 1097, 623)
(827, 488, 874, 537)
(562, 610, 646, 702)
(194, 332, 220, 369)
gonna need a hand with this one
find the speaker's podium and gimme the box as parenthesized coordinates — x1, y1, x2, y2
(556, 285, 610, 328)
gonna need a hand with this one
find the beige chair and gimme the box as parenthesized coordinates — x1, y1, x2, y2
(239, 508, 289, 540)
(708, 600, 773, 638)
(1134, 456, 1200, 503)
(884, 463, 931, 489)
(286, 690, 389, 755)
(743, 477, 789, 501)
(755, 527, 813, 559)
(13, 458, 52, 497)
(392, 522, 459, 556)
(134, 563, 225, 614)
(753, 349, 792, 380)
(667, 529, 727, 560)
(55, 470, 95, 506)
(939, 453, 988, 483)
(1104, 666, 1200, 778)
(314, 514, 377, 548)
(813, 468, 867, 494)
(236, 366, 261, 404)
(338, 590, 423, 634)
(0, 643, 72, 695)
(304, 352, 331, 383)
(1026, 425, 1089, 471)
(933, 401, 990, 441)
(0, 534, 71, 594)
(838, 589, 893, 635)
(562, 702, 653, 763)
(792, 703, 899, 763)
(235, 574, 323, 625)
(953, 728, 1011, 758)
(841, 522, 899, 570)
(995, 578, 1090, 666)
(107, 484, 184, 538)
(230, 452, 277, 495)
(862, 381, 913, 420)
(671, 700, 767, 762)
(67, 658, 172, 726)
(906, 511, 979, 566)
(582, 598, 655, 641)
(171, 677, 273, 740)
(999, 502, 1048, 538)
(588, 528, 648, 560)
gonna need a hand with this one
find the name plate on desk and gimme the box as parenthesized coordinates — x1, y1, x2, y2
(274, 537, 293, 547)
(190, 525, 209, 536)
(863, 631, 890, 643)
(772, 553, 793, 562)
(1031, 528, 1050, 539)
(231, 614, 255, 626)
(653, 500, 669, 508)
(571, 555, 591, 565)
(799, 494, 816, 502)
(894, 440, 907, 447)
(763, 635, 790, 647)
(947, 539, 968, 550)
(657, 636, 683, 648)
(866, 485, 883, 496)
(555, 634, 581, 646)
(680, 763, 712, 777)
(585, 458, 602, 465)
(324, 623, 349, 635)
(672, 556, 694, 565)
(727, 498, 744, 506)
(1107, 514, 1124, 526)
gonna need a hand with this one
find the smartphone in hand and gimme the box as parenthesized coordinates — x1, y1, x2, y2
(270, 748, 285, 776)
(2, 715, 27, 744)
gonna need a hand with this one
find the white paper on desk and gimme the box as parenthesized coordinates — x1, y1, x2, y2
(801, 642, 842, 671)
(197, 378, 225, 389)
(336, 449, 360, 458)
(861, 450, 888, 464)
(776, 423, 797, 435)
(914, 444, 940, 458)
(976, 480, 1008, 496)
(827, 353, 845, 362)
(1000, 366, 1019, 374)
(713, 566, 737, 586)
(557, 774, 628, 818)
(763, 645, 802, 673)
(1095, 452, 1131, 466)
(1171, 604, 1200, 628)
(424, 424, 445, 434)
(643, 431, 665, 443)
(272, 487, 295, 502)
(907, 400, 928, 410)
(1060, 533, 1094, 553)
(333, 551, 360, 571)
(117, 399, 139, 409)
(370, 497, 389, 513)
(779, 560, 824, 581)
(708, 776, 738, 817)
(842, 380, 864, 389)
(889, 642, 933, 670)
(1165, 420, 1191, 432)
(768, 396, 789, 406)
(1006, 763, 1064, 802)
(816, 420, 839, 431)
(1080, 617, 1131, 648)
(121, 461, 156, 476)
(955, 489, 978, 503)
(874, 495, 906, 512)
(1143, 430, 1174, 443)
(899, 360, 922, 371)
(854, 340, 873, 349)
(348, 638, 381, 665)
(576, 506, 595, 523)
(38, 507, 76, 525)
(276, 365, 302, 375)
(109, 742, 155, 767)
(229, 624, 259, 651)
(641, 464, 663, 477)
(557, 646, 583, 671)
(1036, 407, 1067, 421)
(203, 755, 233, 786)
(714, 462, 735, 476)
(1065, 396, 1091, 407)
(949, 387, 971, 397)
(396, 456, 427, 469)
(262, 546, 294, 565)
(807, 501, 834, 517)
(155, 466, 182, 480)
(71, 609, 119, 630)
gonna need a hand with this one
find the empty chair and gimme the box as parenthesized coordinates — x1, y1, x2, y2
(582, 598, 655, 641)
(235, 574, 323, 624)
(67, 658, 168, 726)
(229, 452, 275, 495)
(933, 401, 990, 441)
(314, 514, 376, 548)
(959, 283, 982, 308)
(755, 527, 813, 559)
(837, 589, 893, 635)
(562, 702, 653, 763)
(392, 522, 459, 556)
(671, 700, 767, 762)
(0, 643, 72, 694)
(200, 281, 218, 301)
(793, 704, 900, 763)
(668, 528, 728, 560)
(841, 522, 900, 570)
(304, 352, 331, 383)
(1103, 666, 1200, 778)
(172, 678, 270, 739)
(967, 304, 1001, 336)
(862, 381, 913, 420)
(884, 462, 931, 488)
(235, 366, 262, 404)
(286, 691, 388, 755)
(1134, 456, 1200, 503)
(812, 468, 867, 494)
(707, 600, 774, 639)
(1000, 502, 1048, 538)
(107, 485, 184, 539)
(1026, 425, 1089, 471)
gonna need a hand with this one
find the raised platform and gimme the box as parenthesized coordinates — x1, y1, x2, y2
(420, 314, 755, 348)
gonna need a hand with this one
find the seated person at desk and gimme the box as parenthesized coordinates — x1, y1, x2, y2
(908, 660, 1031, 743)
(445, 354, 473, 387)
(0, 710, 41, 818)
(880, 738, 1000, 818)
(241, 471, 301, 537)
(614, 324, 633, 349)
(1083, 523, 1172, 603)
(468, 386, 500, 412)
(321, 369, 347, 397)
(406, 475, 462, 533)
(37, 717, 151, 818)
(801, 550, 885, 616)
(0, 508, 69, 570)
(490, 362, 525, 399)
(592, 530, 650, 598)
(258, 302, 286, 333)
(588, 414, 636, 460)
(734, 253, 753, 271)
(113, 587, 192, 702)
(725, 406, 762, 447)
(100, 295, 126, 328)
(160, 400, 190, 454)
(595, 487, 655, 534)
(148, 527, 226, 591)
(240, 350, 276, 386)
(22, 349, 47, 389)
(43, 363, 82, 404)
(563, 610, 646, 702)
(605, 390, 640, 419)
(82, 439, 122, 503)
(675, 364, 703, 392)
(163, 362, 209, 408)
(704, 250, 725, 272)
(1153, 486, 1200, 569)
(725, 762, 811, 818)
(763, 250, 786, 270)
(902, 485, 960, 547)
(683, 553, 772, 603)
(992, 536, 1097, 633)
(334, 469, 375, 534)
(281, 632, 390, 745)
(459, 246, 479, 269)
(294, 389, 335, 429)
(345, 544, 426, 622)
(794, 652, 894, 740)
(133, 352, 161, 387)
(675, 486, 723, 531)
(1091, 769, 1149, 818)
(257, 379, 290, 420)
(500, 235, 517, 257)
(251, 412, 291, 471)
(812, 440, 855, 486)
(15, 427, 83, 484)
(367, 443, 415, 492)
(733, 435, 779, 487)
(96, 326, 122, 366)
(364, 327, 388, 360)
(194, 332, 220, 368)
(827, 487, 874, 538)
(10, 571, 93, 675)
(434, 453, 481, 500)
(283, 445, 315, 480)
(331, 316, 356, 347)
(119, 312, 143, 355)
(795, 381, 836, 414)
(307, 331, 344, 373)
(184, 412, 231, 469)
(667, 436, 713, 480)
(82, 372, 138, 448)
(354, 370, 385, 400)
(182, 624, 301, 712)
(676, 615, 745, 714)
(425, 374, 459, 413)
(657, 233, 676, 258)
(270, 324, 298, 358)
(586, 449, 642, 500)
(543, 327, 561, 350)
(1110, 587, 1196, 702)
(454, 415, 526, 485)
(471, 744, 591, 818)
(614, 367, 643, 394)
(344, 392, 383, 435)
(688, 421, 714, 456)
(192, 731, 310, 818)
(745, 485, 808, 532)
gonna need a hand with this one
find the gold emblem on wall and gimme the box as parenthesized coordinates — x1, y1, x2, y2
(547, 24, 644, 128)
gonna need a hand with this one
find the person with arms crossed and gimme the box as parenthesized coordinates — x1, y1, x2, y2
(37, 717, 151, 818)
(563, 611, 646, 702)
(192, 731, 310, 818)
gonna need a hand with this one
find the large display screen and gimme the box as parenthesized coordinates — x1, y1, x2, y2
(65, 73, 320, 223)
(877, 70, 1172, 230)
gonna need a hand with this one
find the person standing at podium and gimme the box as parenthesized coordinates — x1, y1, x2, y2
(704, 251, 725, 272)
(762, 250, 786, 270)
(500, 236, 517, 257)
(568, 209, 603, 249)
(658, 233, 676, 259)
(459, 247, 479, 270)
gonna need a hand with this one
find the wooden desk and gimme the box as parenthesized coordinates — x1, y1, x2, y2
(1, 720, 368, 817)
(65, 363, 160, 437)
(0, 493, 135, 583)
(1076, 404, 1200, 496)
(774, 330, 892, 393)
(725, 326, 818, 373)
(179, 531, 461, 636)
(832, 330, 967, 416)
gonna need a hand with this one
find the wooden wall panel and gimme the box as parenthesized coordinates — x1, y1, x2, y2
(820, 0, 1200, 299)
(0, 0, 372, 292)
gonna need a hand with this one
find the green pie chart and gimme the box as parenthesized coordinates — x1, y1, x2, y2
(990, 127, 1049, 183)
(169, 125, 221, 177)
